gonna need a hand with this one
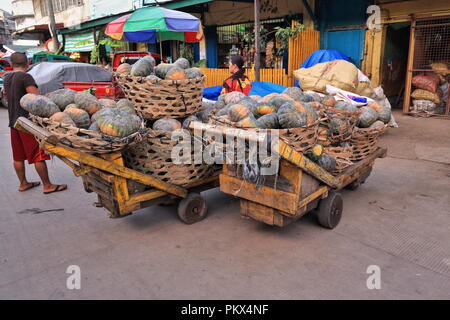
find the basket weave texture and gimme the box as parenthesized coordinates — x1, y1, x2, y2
(123, 128, 215, 187)
(116, 74, 205, 120)
(209, 115, 319, 154)
(350, 125, 387, 162)
(320, 107, 360, 144)
(324, 145, 353, 175)
(30, 115, 144, 154)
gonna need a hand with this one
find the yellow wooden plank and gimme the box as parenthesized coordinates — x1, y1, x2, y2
(220, 174, 298, 215)
(403, 19, 416, 113)
(43, 143, 188, 198)
(101, 153, 130, 209)
(298, 186, 328, 210)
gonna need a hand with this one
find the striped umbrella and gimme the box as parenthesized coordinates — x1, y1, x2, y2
(105, 6, 203, 43)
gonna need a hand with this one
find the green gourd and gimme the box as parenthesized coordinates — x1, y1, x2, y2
(282, 87, 304, 101)
(298, 95, 315, 102)
(224, 91, 246, 105)
(74, 91, 101, 116)
(228, 104, 250, 122)
(152, 118, 182, 132)
(24, 95, 60, 118)
(378, 106, 392, 124)
(98, 99, 117, 108)
(49, 112, 76, 126)
(255, 113, 279, 129)
(47, 88, 76, 110)
(185, 67, 204, 79)
(155, 63, 175, 79)
(173, 57, 190, 69)
(96, 109, 140, 137)
(130, 57, 154, 77)
(358, 106, 379, 128)
(64, 105, 91, 128)
(277, 102, 307, 129)
(317, 154, 337, 172)
(268, 96, 292, 110)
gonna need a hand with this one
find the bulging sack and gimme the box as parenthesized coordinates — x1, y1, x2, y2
(294, 60, 359, 94)
(412, 73, 440, 93)
(411, 89, 441, 104)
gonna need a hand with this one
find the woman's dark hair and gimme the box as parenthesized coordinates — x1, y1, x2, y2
(230, 55, 245, 79)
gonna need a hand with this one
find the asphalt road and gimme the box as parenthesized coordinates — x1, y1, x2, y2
(0, 108, 449, 299)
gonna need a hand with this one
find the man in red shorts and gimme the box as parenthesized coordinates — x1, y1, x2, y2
(4, 52, 67, 194)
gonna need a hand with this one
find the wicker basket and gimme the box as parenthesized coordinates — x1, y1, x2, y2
(324, 145, 353, 175)
(209, 115, 319, 154)
(350, 125, 387, 162)
(116, 74, 205, 120)
(123, 129, 215, 187)
(321, 107, 360, 144)
(30, 115, 145, 154)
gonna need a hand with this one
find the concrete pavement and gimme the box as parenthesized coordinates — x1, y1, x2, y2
(0, 108, 449, 299)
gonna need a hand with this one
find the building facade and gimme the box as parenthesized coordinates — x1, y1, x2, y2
(0, 9, 16, 45)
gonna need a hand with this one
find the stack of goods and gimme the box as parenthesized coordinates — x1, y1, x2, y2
(116, 56, 205, 120)
(411, 72, 442, 114)
(118, 56, 216, 187)
(21, 89, 143, 154)
(208, 88, 320, 155)
(411, 62, 449, 115)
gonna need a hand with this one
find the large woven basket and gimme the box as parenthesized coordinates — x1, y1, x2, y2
(123, 128, 215, 187)
(116, 74, 205, 120)
(350, 125, 387, 162)
(320, 107, 360, 144)
(30, 115, 145, 154)
(209, 115, 319, 154)
(324, 145, 353, 175)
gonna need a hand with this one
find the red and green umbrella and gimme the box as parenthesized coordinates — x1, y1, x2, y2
(105, 6, 203, 43)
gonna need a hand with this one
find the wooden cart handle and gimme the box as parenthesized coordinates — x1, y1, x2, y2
(14, 117, 59, 145)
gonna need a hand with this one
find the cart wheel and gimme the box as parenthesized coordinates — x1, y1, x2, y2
(317, 191, 343, 229)
(177, 193, 207, 224)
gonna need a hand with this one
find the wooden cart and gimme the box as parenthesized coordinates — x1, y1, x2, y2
(192, 123, 387, 229)
(15, 117, 220, 224)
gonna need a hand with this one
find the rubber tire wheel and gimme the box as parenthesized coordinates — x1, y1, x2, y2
(177, 193, 207, 224)
(317, 191, 343, 229)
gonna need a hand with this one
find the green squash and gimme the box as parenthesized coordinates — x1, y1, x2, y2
(97, 109, 140, 137)
(282, 87, 303, 101)
(152, 118, 182, 132)
(378, 106, 392, 124)
(88, 121, 100, 132)
(358, 106, 379, 128)
(256, 113, 279, 129)
(278, 102, 307, 129)
(228, 104, 250, 122)
(47, 88, 76, 110)
(182, 115, 199, 129)
(24, 95, 60, 118)
(174, 57, 190, 69)
(165, 67, 187, 80)
(98, 99, 117, 108)
(64, 105, 91, 129)
(298, 95, 315, 103)
(74, 91, 101, 116)
(155, 63, 175, 79)
(49, 112, 76, 126)
(317, 154, 337, 172)
(130, 57, 154, 77)
(185, 67, 203, 79)
(116, 99, 133, 109)
(224, 91, 246, 105)
(369, 120, 385, 129)
(237, 115, 257, 128)
(238, 97, 257, 109)
(268, 96, 292, 110)
(146, 74, 162, 81)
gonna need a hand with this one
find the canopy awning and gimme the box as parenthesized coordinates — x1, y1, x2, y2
(12, 23, 64, 36)
(64, 31, 96, 52)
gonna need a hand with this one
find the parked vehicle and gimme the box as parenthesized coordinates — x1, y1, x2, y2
(112, 51, 164, 72)
(32, 52, 72, 64)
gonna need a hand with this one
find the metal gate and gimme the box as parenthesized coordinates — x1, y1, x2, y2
(403, 16, 450, 117)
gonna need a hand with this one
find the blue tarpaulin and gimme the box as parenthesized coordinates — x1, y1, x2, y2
(203, 81, 287, 101)
(295, 49, 352, 87)
(300, 49, 351, 69)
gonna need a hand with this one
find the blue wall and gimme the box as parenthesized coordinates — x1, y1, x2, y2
(318, 0, 373, 68)
(205, 26, 218, 68)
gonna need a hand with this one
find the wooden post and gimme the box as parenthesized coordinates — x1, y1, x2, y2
(47, 0, 60, 52)
(403, 17, 416, 114)
(254, 0, 261, 82)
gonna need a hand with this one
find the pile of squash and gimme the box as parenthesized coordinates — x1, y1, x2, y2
(20, 88, 142, 138)
(116, 56, 204, 81)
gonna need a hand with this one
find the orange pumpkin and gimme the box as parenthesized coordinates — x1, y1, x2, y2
(228, 104, 249, 122)
(237, 116, 257, 128)
(165, 67, 187, 81)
